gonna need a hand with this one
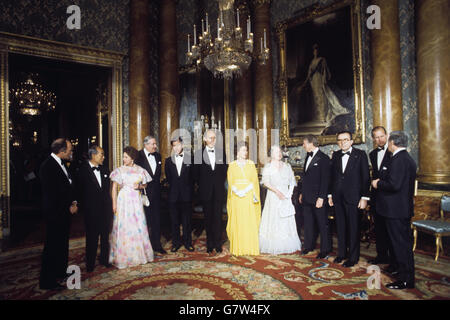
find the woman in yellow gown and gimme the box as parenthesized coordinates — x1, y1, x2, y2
(226, 142, 261, 256)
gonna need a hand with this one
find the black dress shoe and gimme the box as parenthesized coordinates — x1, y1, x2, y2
(343, 260, 356, 268)
(86, 267, 94, 273)
(102, 263, 113, 269)
(185, 245, 195, 252)
(386, 281, 414, 290)
(301, 249, 312, 255)
(368, 257, 389, 265)
(207, 247, 214, 253)
(316, 252, 330, 259)
(215, 247, 223, 253)
(171, 245, 181, 252)
(155, 248, 167, 254)
(334, 256, 345, 264)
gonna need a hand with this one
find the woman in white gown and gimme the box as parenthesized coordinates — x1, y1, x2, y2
(259, 146, 302, 254)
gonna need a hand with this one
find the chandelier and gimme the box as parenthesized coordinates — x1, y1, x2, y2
(9, 73, 56, 116)
(186, 0, 269, 80)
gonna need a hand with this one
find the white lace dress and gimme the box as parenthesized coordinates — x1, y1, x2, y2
(259, 162, 302, 254)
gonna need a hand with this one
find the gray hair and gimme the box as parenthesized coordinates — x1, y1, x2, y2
(143, 135, 156, 145)
(388, 131, 408, 148)
(303, 134, 319, 147)
(88, 145, 99, 160)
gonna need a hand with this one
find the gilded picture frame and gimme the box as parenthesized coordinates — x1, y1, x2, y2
(277, 0, 365, 146)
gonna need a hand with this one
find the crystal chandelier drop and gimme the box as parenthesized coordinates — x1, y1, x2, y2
(9, 73, 56, 116)
(186, 0, 269, 80)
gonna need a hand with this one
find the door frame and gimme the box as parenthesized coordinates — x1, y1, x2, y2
(0, 32, 125, 239)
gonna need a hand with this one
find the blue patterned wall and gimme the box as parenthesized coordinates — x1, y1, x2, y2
(399, 0, 418, 163)
(148, 1, 160, 145)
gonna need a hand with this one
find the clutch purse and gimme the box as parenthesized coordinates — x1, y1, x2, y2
(279, 199, 295, 217)
(141, 188, 150, 207)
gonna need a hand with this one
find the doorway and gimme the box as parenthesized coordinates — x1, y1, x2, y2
(7, 53, 111, 248)
(0, 32, 124, 250)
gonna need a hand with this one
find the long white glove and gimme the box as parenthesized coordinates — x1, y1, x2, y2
(232, 186, 245, 198)
(241, 183, 254, 195)
(232, 184, 254, 198)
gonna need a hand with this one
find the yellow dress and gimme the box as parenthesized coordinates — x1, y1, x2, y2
(226, 160, 261, 256)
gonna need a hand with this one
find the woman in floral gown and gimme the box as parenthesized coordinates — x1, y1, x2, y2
(109, 146, 154, 269)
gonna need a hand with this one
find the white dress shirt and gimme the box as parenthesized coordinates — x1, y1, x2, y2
(341, 147, 352, 173)
(305, 147, 319, 171)
(377, 144, 387, 170)
(51, 153, 72, 184)
(206, 146, 215, 170)
(144, 150, 156, 175)
(89, 161, 102, 187)
(175, 153, 184, 176)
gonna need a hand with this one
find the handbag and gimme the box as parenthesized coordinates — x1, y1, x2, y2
(279, 199, 295, 217)
(141, 188, 150, 207)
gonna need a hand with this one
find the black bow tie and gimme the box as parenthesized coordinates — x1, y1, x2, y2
(342, 151, 351, 156)
(208, 149, 214, 153)
(92, 166, 100, 171)
(376, 147, 384, 152)
(176, 154, 183, 158)
(148, 152, 155, 157)
(307, 152, 314, 158)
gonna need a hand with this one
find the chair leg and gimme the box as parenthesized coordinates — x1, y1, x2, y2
(435, 235, 441, 261)
(439, 237, 444, 251)
(413, 227, 417, 251)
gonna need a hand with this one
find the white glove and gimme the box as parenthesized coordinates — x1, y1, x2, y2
(232, 186, 245, 198)
(241, 183, 254, 195)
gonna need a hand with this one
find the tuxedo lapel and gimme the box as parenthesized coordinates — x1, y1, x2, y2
(309, 153, 320, 168)
(337, 153, 343, 174)
(144, 151, 156, 178)
(381, 150, 391, 168)
(88, 166, 102, 191)
(202, 148, 213, 170)
(303, 156, 309, 172)
(344, 151, 358, 174)
(50, 156, 71, 185)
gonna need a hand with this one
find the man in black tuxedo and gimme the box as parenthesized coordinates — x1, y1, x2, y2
(135, 136, 166, 254)
(194, 129, 227, 253)
(368, 126, 393, 265)
(298, 135, 331, 258)
(328, 131, 370, 267)
(165, 137, 194, 252)
(39, 138, 78, 290)
(76, 146, 113, 272)
(372, 131, 416, 290)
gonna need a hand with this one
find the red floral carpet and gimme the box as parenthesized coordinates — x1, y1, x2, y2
(1, 232, 449, 300)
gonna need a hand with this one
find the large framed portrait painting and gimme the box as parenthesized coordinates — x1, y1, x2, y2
(278, 0, 365, 146)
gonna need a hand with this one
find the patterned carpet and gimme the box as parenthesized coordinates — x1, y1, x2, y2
(1, 232, 449, 300)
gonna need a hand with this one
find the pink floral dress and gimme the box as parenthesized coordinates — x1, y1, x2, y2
(109, 165, 154, 269)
